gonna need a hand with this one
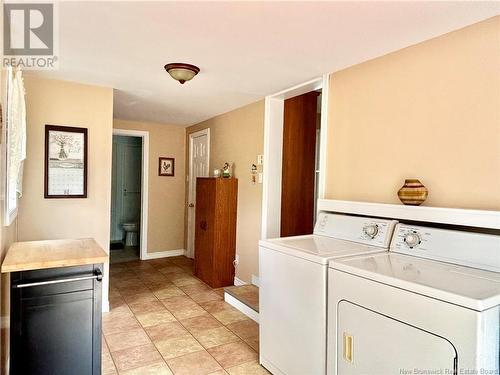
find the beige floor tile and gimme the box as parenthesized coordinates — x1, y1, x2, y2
(102, 335, 109, 353)
(106, 328, 151, 352)
(109, 296, 128, 310)
(121, 362, 173, 375)
(147, 281, 175, 291)
(171, 304, 207, 320)
(103, 315, 141, 335)
(145, 321, 188, 342)
(157, 265, 186, 275)
(242, 335, 259, 353)
(161, 295, 198, 310)
(179, 283, 211, 296)
(212, 288, 225, 297)
(123, 291, 158, 305)
(154, 334, 204, 360)
(170, 275, 203, 287)
(226, 361, 270, 375)
(208, 371, 228, 375)
(226, 320, 259, 340)
(135, 310, 177, 328)
(190, 291, 223, 303)
(161, 296, 206, 320)
(111, 343, 163, 372)
(192, 326, 240, 349)
(129, 300, 166, 315)
(153, 286, 186, 299)
(208, 341, 258, 369)
(109, 288, 122, 298)
(114, 277, 144, 289)
(104, 303, 134, 320)
(120, 285, 152, 297)
(199, 300, 234, 314)
(102, 351, 117, 375)
(180, 313, 222, 333)
(166, 350, 222, 375)
(211, 309, 248, 326)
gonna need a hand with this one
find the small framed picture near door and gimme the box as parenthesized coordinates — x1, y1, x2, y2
(159, 157, 175, 177)
(45, 125, 88, 198)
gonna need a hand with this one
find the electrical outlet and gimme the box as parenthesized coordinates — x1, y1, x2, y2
(257, 155, 263, 165)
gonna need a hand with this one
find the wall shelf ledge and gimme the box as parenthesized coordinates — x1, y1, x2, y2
(317, 199, 500, 230)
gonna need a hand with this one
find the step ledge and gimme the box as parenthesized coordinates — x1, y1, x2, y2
(224, 292, 259, 323)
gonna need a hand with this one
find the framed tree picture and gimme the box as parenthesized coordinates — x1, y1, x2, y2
(44, 125, 88, 198)
(159, 157, 175, 177)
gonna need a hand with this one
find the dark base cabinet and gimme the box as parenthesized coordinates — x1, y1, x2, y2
(10, 264, 103, 375)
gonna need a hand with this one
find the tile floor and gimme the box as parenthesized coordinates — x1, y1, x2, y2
(103, 256, 269, 374)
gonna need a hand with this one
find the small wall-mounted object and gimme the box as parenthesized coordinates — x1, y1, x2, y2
(257, 154, 264, 166)
(159, 157, 175, 176)
(397, 179, 428, 206)
(251, 164, 258, 184)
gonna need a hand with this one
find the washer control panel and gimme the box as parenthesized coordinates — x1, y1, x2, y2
(314, 213, 398, 248)
(390, 223, 500, 272)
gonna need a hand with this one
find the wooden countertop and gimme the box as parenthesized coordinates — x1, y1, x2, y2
(1, 238, 108, 273)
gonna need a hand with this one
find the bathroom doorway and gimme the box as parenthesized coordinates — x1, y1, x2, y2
(110, 130, 149, 263)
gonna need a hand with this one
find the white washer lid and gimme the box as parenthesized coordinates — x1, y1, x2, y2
(259, 235, 386, 265)
(330, 252, 500, 311)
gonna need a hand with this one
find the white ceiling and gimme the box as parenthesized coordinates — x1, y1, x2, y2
(34, 1, 500, 126)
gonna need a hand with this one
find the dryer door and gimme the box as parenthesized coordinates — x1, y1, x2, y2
(337, 301, 457, 375)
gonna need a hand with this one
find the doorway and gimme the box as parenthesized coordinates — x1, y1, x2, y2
(281, 90, 322, 237)
(262, 75, 329, 240)
(110, 129, 149, 262)
(186, 128, 210, 259)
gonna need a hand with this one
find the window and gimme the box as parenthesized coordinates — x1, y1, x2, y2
(2, 67, 26, 226)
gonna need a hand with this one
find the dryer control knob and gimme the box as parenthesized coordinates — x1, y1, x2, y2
(404, 232, 420, 248)
(363, 224, 379, 238)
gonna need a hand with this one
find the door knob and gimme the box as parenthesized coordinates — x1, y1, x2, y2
(188, 203, 195, 208)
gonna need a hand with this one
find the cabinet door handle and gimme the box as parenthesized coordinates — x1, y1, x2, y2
(343, 333, 354, 363)
(14, 269, 103, 289)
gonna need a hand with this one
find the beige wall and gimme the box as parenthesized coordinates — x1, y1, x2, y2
(113, 119, 186, 253)
(17, 76, 113, 308)
(19, 76, 114, 245)
(325, 16, 500, 210)
(186, 100, 265, 283)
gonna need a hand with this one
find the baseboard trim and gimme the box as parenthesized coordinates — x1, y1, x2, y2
(142, 249, 185, 260)
(224, 292, 259, 323)
(233, 277, 247, 286)
(251, 275, 260, 287)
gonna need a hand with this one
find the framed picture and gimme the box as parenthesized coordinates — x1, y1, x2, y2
(159, 157, 175, 177)
(45, 125, 88, 198)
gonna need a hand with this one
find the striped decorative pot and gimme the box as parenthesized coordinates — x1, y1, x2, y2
(397, 179, 428, 206)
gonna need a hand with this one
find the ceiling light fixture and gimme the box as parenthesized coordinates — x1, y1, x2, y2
(164, 63, 200, 84)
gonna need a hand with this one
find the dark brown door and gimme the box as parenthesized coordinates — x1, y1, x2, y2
(281, 91, 319, 237)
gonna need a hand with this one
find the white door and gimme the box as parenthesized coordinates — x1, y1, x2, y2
(187, 129, 210, 259)
(337, 301, 457, 375)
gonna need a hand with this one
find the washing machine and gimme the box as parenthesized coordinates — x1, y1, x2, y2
(327, 223, 500, 375)
(259, 212, 398, 375)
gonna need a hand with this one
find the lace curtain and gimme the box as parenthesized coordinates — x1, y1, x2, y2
(4, 66, 27, 224)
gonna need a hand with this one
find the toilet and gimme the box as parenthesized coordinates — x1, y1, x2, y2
(122, 222, 139, 247)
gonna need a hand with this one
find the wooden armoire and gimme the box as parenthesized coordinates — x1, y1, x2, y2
(194, 177, 238, 288)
